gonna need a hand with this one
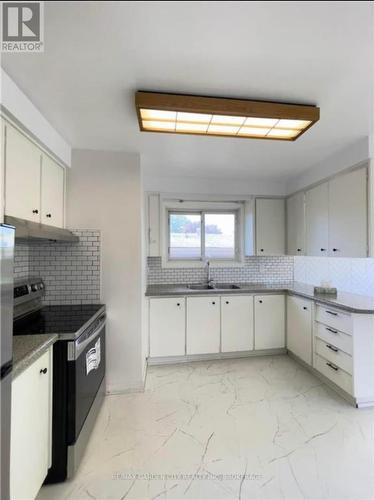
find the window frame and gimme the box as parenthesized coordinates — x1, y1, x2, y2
(162, 200, 245, 267)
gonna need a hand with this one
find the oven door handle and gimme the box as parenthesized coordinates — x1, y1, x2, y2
(68, 315, 106, 361)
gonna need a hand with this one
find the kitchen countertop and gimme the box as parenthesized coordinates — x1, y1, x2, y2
(12, 334, 58, 380)
(146, 281, 374, 314)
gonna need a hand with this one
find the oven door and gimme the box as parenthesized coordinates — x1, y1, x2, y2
(67, 313, 106, 445)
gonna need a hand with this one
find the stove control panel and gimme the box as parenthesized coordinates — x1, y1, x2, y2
(13, 279, 45, 302)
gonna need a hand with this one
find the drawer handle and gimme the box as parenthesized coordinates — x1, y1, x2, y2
(326, 344, 338, 353)
(40, 368, 48, 374)
(326, 310, 338, 316)
(326, 327, 338, 334)
(32, 209, 39, 214)
(46, 213, 52, 218)
(326, 362, 338, 372)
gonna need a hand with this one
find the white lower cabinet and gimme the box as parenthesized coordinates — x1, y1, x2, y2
(149, 297, 185, 357)
(221, 296, 254, 352)
(186, 296, 220, 355)
(10, 348, 52, 500)
(254, 295, 285, 350)
(286, 295, 312, 365)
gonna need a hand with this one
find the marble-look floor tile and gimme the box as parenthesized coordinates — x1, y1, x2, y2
(37, 355, 374, 500)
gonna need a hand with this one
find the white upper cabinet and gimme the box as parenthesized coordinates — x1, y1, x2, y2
(147, 193, 160, 256)
(221, 295, 254, 352)
(255, 198, 285, 256)
(305, 182, 329, 257)
(4, 121, 66, 228)
(287, 192, 305, 255)
(328, 168, 367, 257)
(5, 123, 41, 222)
(41, 154, 65, 227)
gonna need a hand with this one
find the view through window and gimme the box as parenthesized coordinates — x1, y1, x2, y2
(169, 211, 236, 260)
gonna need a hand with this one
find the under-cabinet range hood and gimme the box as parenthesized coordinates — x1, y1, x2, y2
(4, 216, 79, 242)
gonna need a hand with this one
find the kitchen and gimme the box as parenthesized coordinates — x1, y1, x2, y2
(1, 2, 374, 500)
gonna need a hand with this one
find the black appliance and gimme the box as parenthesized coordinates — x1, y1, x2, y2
(13, 277, 106, 482)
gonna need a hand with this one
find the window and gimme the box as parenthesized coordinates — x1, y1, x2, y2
(168, 210, 238, 261)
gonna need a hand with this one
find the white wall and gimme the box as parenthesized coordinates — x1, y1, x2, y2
(66, 150, 146, 393)
(144, 174, 288, 197)
(287, 137, 369, 194)
(0, 69, 71, 166)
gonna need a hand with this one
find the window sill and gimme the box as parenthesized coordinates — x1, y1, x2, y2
(161, 259, 245, 269)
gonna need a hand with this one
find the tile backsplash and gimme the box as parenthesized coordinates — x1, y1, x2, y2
(14, 230, 101, 305)
(294, 256, 374, 296)
(147, 256, 294, 285)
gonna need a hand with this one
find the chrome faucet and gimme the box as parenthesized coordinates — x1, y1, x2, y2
(206, 260, 214, 286)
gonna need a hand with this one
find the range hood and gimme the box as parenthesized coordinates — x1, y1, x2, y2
(4, 216, 79, 242)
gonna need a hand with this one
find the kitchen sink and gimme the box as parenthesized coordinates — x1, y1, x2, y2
(188, 284, 216, 290)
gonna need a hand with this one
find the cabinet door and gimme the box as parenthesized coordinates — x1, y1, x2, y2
(256, 198, 285, 255)
(221, 296, 254, 352)
(187, 296, 220, 354)
(328, 168, 367, 257)
(286, 295, 312, 365)
(10, 349, 52, 500)
(254, 295, 285, 350)
(5, 124, 41, 222)
(148, 194, 160, 256)
(305, 182, 329, 257)
(41, 154, 65, 227)
(149, 298, 185, 357)
(287, 192, 305, 255)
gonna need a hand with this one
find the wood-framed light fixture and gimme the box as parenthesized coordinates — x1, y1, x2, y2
(135, 91, 319, 141)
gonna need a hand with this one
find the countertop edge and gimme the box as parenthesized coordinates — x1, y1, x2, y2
(145, 284, 374, 314)
(12, 334, 59, 380)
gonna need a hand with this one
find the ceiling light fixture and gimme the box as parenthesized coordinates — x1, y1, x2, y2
(135, 91, 319, 141)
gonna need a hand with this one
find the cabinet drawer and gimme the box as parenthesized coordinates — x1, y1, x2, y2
(315, 321, 352, 355)
(315, 337, 353, 375)
(315, 304, 352, 335)
(314, 353, 352, 395)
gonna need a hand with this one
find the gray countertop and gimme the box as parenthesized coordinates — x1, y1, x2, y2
(13, 334, 58, 380)
(146, 281, 374, 314)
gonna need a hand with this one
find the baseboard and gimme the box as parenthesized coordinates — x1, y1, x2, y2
(105, 379, 146, 395)
(147, 348, 287, 366)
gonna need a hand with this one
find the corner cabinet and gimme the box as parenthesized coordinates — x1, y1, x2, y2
(286, 295, 312, 365)
(255, 198, 286, 256)
(254, 294, 285, 349)
(10, 348, 53, 500)
(3, 121, 66, 228)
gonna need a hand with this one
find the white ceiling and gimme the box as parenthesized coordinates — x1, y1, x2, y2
(2, 1, 373, 182)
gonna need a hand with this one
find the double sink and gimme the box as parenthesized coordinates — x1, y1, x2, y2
(188, 283, 241, 291)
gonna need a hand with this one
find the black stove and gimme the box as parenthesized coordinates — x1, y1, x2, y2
(14, 304, 104, 337)
(13, 277, 106, 483)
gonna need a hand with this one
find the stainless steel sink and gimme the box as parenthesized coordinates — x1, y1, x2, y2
(188, 284, 216, 290)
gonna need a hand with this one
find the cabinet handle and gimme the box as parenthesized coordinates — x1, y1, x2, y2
(326, 362, 338, 372)
(326, 344, 338, 353)
(212, 302, 216, 305)
(326, 327, 338, 334)
(320, 248, 326, 252)
(332, 248, 339, 252)
(46, 213, 52, 218)
(32, 209, 39, 214)
(260, 249, 264, 252)
(297, 248, 302, 252)
(326, 310, 338, 316)
(176, 303, 180, 306)
(303, 306, 308, 310)
(40, 368, 48, 374)
(225, 301, 229, 304)
(259, 300, 263, 304)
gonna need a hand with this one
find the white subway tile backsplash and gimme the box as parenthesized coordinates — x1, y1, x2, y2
(13, 230, 101, 305)
(147, 256, 294, 285)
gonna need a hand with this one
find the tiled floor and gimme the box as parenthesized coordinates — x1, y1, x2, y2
(38, 355, 374, 500)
